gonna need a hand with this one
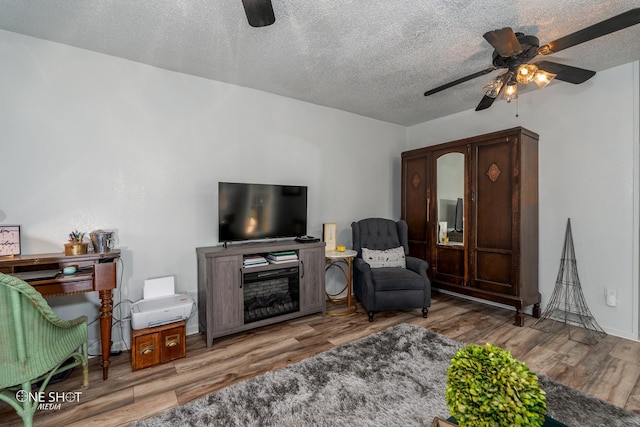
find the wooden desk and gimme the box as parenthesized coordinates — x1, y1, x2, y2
(0, 250, 121, 380)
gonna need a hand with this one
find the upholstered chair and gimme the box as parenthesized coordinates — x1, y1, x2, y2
(351, 218, 431, 321)
(0, 273, 88, 427)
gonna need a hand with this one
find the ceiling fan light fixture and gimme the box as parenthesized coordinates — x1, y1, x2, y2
(424, 9, 638, 113)
(483, 75, 506, 98)
(533, 69, 557, 89)
(502, 81, 518, 103)
(516, 64, 538, 84)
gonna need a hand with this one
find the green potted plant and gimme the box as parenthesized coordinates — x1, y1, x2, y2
(446, 343, 547, 427)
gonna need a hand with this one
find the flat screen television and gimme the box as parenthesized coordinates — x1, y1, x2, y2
(218, 182, 308, 242)
(440, 197, 463, 232)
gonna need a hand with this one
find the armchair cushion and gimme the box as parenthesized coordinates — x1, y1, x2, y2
(370, 267, 426, 291)
(362, 246, 406, 269)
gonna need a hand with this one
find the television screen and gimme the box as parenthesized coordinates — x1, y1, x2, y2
(439, 198, 463, 232)
(218, 182, 308, 242)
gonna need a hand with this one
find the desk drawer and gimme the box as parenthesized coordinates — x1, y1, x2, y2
(160, 324, 186, 363)
(32, 278, 94, 297)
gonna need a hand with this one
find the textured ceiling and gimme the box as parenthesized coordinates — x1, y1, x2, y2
(0, 1, 639, 126)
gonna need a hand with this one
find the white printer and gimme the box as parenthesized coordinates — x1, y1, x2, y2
(130, 276, 195, 330)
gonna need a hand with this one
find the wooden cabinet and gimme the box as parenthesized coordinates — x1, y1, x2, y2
(299, 245, 325, 313)
(131, 321, 186, 371)
(197, 241, 325, 347)
(401, 127, 540, 326)
(211, 255, 244, 332)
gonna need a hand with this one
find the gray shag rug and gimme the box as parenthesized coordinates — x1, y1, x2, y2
(134, 323, 640, 426)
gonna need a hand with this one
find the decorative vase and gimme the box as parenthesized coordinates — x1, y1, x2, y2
(64, 242, 88, 256)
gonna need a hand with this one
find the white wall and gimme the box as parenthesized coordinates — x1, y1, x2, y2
(0, 30, 405, 351)
(407, 62, 640, 340)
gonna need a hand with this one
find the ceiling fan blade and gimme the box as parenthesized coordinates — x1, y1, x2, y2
(483, 28, 523, 57)
(538, 8, 640, 55)
(475, 95, 497, 111)
(242, 0, 276, 27)
(535, 61, 596, 84)
(424, 67, 496, 97)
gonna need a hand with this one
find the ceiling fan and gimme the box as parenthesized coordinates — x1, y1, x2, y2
(242, 0, 276, 27)
(424, 8, 640, 111)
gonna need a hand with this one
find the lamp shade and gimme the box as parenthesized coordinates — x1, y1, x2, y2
(483, 75, 506, 98)
(516, 64, 538, 84)
(502, 81, 518, 102)
(533, 69, 557, 89)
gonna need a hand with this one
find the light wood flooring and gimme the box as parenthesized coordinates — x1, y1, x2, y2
(3, 293, 640, 426)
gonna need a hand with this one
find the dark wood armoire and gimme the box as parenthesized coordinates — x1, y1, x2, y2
(401, 127, 540, 326)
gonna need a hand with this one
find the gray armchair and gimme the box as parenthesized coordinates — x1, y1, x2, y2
(351, 218, 431, 322)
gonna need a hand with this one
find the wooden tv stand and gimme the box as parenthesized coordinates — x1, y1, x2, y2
(197, 240, 325, 347)
(0, 250, 121, 380)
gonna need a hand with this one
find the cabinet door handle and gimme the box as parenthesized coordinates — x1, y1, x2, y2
(165, 334, 180, 347)
(140, 344, 155, 354)
(426, 197, 430, 221)
(239, 268, 243, 288)
(300, 260, 305, 279)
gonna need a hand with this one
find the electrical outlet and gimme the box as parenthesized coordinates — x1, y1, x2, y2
(605, 288, 617, 307)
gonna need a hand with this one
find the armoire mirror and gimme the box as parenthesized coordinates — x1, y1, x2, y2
(436, 152, 464, 245)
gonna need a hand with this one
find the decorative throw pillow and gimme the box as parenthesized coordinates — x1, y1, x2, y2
(362, 246, 406, 269)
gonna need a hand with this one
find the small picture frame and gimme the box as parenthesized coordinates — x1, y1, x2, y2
(0, 225, 21, 256)
(323, 223, 337, 252)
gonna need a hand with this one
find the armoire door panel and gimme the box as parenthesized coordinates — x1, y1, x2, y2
(474, 141, 514, 250)
(474, 251, 514, 294)
(408, 242, 427, 261)
(434, 245, 464, 285)
(402, 155, 431, 262)
(404, 156, 428, 242)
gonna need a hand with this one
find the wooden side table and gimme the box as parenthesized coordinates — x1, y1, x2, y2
(325, 249, 357, 316)
(131, 321, 186, 371)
